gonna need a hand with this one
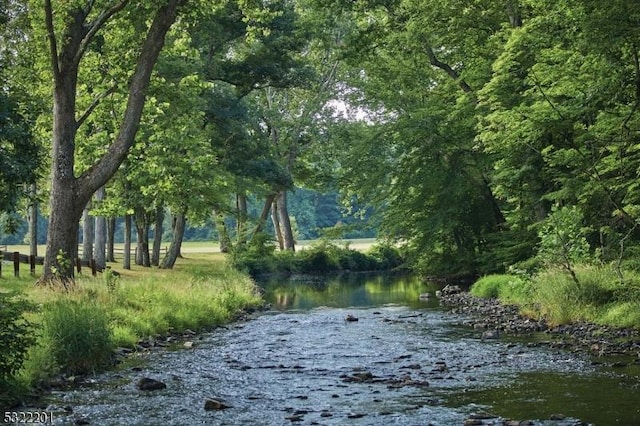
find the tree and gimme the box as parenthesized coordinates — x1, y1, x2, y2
(36, 0, 186, 282)
(318, 0, 511, 275)
(0, 1, 41, 219)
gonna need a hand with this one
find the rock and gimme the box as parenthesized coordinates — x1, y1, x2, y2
(433, 361, 447, 372)
(441, 284, 462, 295)
(467, 412, 497, 420)
(136, 377, 166, 391)
(481, 329, 500, 340)
(345, 314, 359, 322)
(419, 293, 431, 299)
(204, 398, 232, 410)
(183, 341, 195, 349)
(342, 371, 375, 383)
(347, 413, 366, 419)
(549, 413, 565, 420)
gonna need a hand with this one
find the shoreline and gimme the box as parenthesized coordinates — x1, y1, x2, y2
(438, 289, 640, 361)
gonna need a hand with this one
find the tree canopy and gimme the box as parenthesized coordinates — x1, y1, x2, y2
(2, 0, 640, 279)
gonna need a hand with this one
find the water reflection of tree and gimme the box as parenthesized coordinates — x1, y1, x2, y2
(265, 273, 438, 310)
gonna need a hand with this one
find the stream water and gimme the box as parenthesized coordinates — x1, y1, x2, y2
(39, 273, 639, 425)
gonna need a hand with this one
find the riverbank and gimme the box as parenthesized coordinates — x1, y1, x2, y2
(438, 287, 640, 360)
(0, 254, 263, 410)
(25, 272, 640, 425)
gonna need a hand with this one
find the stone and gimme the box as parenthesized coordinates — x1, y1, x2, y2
(136, 377, 166, 391)
(345, 314, 359, 322)
(183, 341, 195, 349)
(482, 329, 500, 340)
(204, 398, 232, 410)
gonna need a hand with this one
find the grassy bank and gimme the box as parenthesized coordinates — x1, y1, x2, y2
(0, 253, 262, 408)
(470, 264, 640, 329)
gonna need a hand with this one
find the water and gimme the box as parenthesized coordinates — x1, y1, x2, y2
(38, 273, 640, 425)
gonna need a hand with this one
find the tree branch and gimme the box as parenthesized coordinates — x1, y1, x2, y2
(529, 69, 565, 121)
(622, 48, 640, 131)
(75, 83, 119, 129)
(75, 0, 129, 66)
(78, 0, 187, 195)
(424, 44, 474, 94)
(44, 0, 61, 83)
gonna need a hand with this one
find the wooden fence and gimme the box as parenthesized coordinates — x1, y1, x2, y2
(0, 250, 102, 278)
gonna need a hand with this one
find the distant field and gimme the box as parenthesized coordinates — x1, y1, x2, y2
(2, 238, 378, 255)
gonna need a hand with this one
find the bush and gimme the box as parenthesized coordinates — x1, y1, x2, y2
(228, 233, 277, 275)
(369, 243, 404, 270)
(470, 274, 530, 302)
(0, 293, 35, 405)
(40, 300, 113, 375)
(0, 293, 34, 381)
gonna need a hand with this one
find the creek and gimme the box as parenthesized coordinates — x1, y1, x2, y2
(40, 273, 639, 425)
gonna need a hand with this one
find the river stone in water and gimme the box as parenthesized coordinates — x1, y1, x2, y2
(136, 377, 166, 391)
(204, 398, 232, 410)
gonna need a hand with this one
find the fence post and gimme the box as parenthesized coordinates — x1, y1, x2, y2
(13, 252, 20, 277)
(0, 257, 2, 278)
(29, 255, 36, 276)
(91, 259, 96, 276)
(76, 257, 82, 274)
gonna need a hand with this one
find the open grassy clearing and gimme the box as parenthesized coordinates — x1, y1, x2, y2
(2, 238, 377, 255)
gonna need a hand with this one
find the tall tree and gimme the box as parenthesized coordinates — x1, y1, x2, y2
(37, 0, 186, 282)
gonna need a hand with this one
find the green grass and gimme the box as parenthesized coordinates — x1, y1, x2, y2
(0, 252, 262, 408)
(470, 265, 640, 328)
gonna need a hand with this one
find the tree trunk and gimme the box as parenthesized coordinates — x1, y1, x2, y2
(161, 211, 186, 269)
(277, 191, 295, 251)
(236, 193, 248, 245)
(27, 183, 38, 257)
(272, 198, 284, 250)
(106, 217, 116, 262)
(94, 186, 106, 269)
(123, 214, 132, 270)
(82, 203, 94, 262)
(40, 0, 185, 283)
(251, 193, 276, 241)
(134, 206, 150, 267)
(152, 204, 164, 266)
(213, 209, 231, 253)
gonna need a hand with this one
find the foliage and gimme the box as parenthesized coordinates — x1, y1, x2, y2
(470, 274, 531, 303)
(228, 232, 278, 275)
(230, 238, 405, 275)
(537, 205, 592, 282)
(0, 292, 34, 405)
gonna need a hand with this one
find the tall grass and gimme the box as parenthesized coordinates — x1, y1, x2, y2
(470, 265, 640, 328)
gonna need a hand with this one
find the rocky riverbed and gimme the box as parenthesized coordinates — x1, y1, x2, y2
(437, 286, 640, 361)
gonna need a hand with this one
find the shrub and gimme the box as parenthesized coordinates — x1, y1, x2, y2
(228, 233, 277, 275)
(297, 248, 338, 272)
(0, 293, 34, 382)
(0, 293, 35, 405)
(470, 274, 530, 302)
(369, 243, 404, 270)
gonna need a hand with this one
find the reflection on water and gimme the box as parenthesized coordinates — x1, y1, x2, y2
(260, 272, 439, 311)
(37, 273, 640, 426)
